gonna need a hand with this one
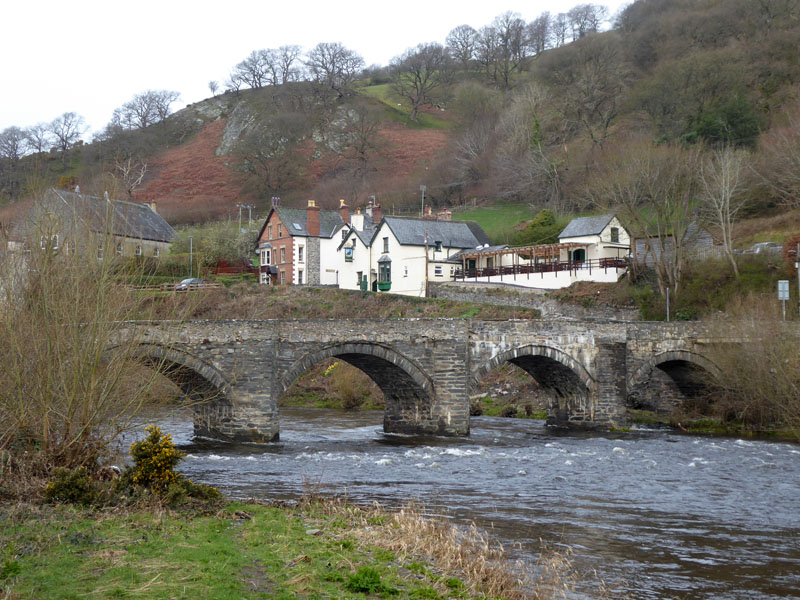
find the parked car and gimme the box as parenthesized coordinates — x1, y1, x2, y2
(175, 277, 204, 291)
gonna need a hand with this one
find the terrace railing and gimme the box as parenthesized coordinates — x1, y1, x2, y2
(454, 257, 627, 280)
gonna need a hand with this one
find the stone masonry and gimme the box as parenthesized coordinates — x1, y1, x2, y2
(112, 318, 765, 442)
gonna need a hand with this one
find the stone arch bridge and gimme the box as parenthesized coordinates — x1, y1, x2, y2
(117, 318, 741, 442)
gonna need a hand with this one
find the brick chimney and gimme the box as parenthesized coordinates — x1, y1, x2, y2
(437, 208, 451, 221)
(338, 199, 349, 224)
(306, 199, 320, 236)
(372, 202, 383, 223)
(423, 205, 435, 220)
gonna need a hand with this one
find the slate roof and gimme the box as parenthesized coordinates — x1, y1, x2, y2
(45, 188, 175, 243)
(558, 214, 615, 240)
(376, 217, 491, 249)
(337, 215, 377, 250)
(273, 206, 344, 238)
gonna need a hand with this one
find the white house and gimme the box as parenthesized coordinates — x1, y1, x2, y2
(337, 212, 492, 297)
(455, 214, 629, 290)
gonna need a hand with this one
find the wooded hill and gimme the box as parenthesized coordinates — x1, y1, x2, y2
(1, 0, 799, 237)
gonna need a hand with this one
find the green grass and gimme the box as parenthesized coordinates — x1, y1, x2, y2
(452, 203, 537, 245)
(360, 84, 451, 129)
(0, 502, 480, 599)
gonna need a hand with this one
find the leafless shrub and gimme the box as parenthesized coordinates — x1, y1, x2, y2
(704, 296, 800, 436)
(0, 201, 192, 498)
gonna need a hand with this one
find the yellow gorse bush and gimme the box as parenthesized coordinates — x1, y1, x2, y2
(128, 425, 186, 492)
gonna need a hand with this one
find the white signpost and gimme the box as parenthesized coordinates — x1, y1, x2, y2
(778, 279, 789, 320)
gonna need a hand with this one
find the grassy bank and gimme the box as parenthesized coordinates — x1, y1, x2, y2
(0, 498, 583, 600)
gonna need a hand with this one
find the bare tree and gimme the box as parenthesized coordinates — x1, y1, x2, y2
(48, 112, 86, 156)
(474, 13, 532, 89)
(590, 141, 700, 297)
(305, 42, 364, 98)
(113, 156, 148, 201)
(567, 3, 609, 40)
(552, 13, 570, 47)
(273, 45, 303, 84)
(0, 127, 29, 163)
(527, 12, 552, 55)
(230, 50, 271, 89)
(25, 123, 52, 154)
(446, 24, 478, 71)
(208, 80, 219, 96)
(390, 43, 453, 122)
(699, 147, 749, 277)
(537, 33, 628, 147)
(111, 90, 180, 130)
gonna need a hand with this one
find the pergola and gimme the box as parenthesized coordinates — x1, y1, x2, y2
(458, 242, 588, 265)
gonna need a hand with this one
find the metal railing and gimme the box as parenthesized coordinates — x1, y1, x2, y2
(455, 257, 627, 280)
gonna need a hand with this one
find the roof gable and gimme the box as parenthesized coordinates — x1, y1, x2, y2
(559, 214, 615, 240)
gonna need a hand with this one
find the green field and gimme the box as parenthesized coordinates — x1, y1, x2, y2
(452, 203, 537, 245)
(360, 84, 451, 129)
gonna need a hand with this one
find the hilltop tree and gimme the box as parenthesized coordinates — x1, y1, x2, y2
(25, 123, 52, 154)
(305, 42, 364, 98)
(446, 24, 478, 71)
(48, 112, 86, 158)
(567, 3, 609, 40)
(391, 43, 453, 122)
(475, 12, 532, 90)
(0, 127, 28, 163)
(111, 90, 180, 130)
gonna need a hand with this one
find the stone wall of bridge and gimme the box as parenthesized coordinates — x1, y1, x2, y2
(119, 318, 752, 442)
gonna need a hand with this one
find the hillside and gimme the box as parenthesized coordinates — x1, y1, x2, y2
(2, 0, 800, 239)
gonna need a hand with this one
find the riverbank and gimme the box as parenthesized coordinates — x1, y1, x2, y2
(0, 498, 579, 600)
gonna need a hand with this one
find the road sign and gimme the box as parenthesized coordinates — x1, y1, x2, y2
(778, 280, 789, 300)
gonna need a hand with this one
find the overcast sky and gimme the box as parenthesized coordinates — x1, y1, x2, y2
(2, 0, 630, 137)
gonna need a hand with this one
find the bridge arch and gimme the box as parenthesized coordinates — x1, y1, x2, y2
(628, 350, 721, 412)
(130, 343, 232, 395)
(281, 342, 437, 434)
(472, 344, 596, 424)
(471, 344, 596, 394)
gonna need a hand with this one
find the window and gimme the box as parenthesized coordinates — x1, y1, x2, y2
(434, 241, 442, 252)
(40, 236, 46, 250)
(434, 266, 443, 277)
(116, 242, 123, 255)
(344, 247, 353, 262)
(278, 224, 282, 236)
(383, 237, 389, 253)
(268, 225, 273, 240)
(379, 261, 391, 283)
(280, 270, 286, 284)
(610, 227, 620, 243)
(298, 269, 304, 284)
(404, 265, 408, 277)
(260, 272, 267, 284)
(342, 229, 348, 240)
(280, 246, 286, 263)
(154, 248, 160, 258)
(51, 234, 59, 251)
(135, 245, 142, 256)
(356, 271, 363, 287)
(298, 246, 304, 263)
(97, 244, 104, 260)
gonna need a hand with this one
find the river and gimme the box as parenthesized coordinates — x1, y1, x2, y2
(142, 407, 800, 599)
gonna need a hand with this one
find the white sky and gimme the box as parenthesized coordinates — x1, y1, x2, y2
(1, 0, 630, 137)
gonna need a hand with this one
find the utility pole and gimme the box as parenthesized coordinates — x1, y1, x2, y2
(420, 185, 426, 217)
(189, 235, 193, 278)
(797, 243, 799, 316)
(424, 229, 429, 298)
(236, 204, 255, 232)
